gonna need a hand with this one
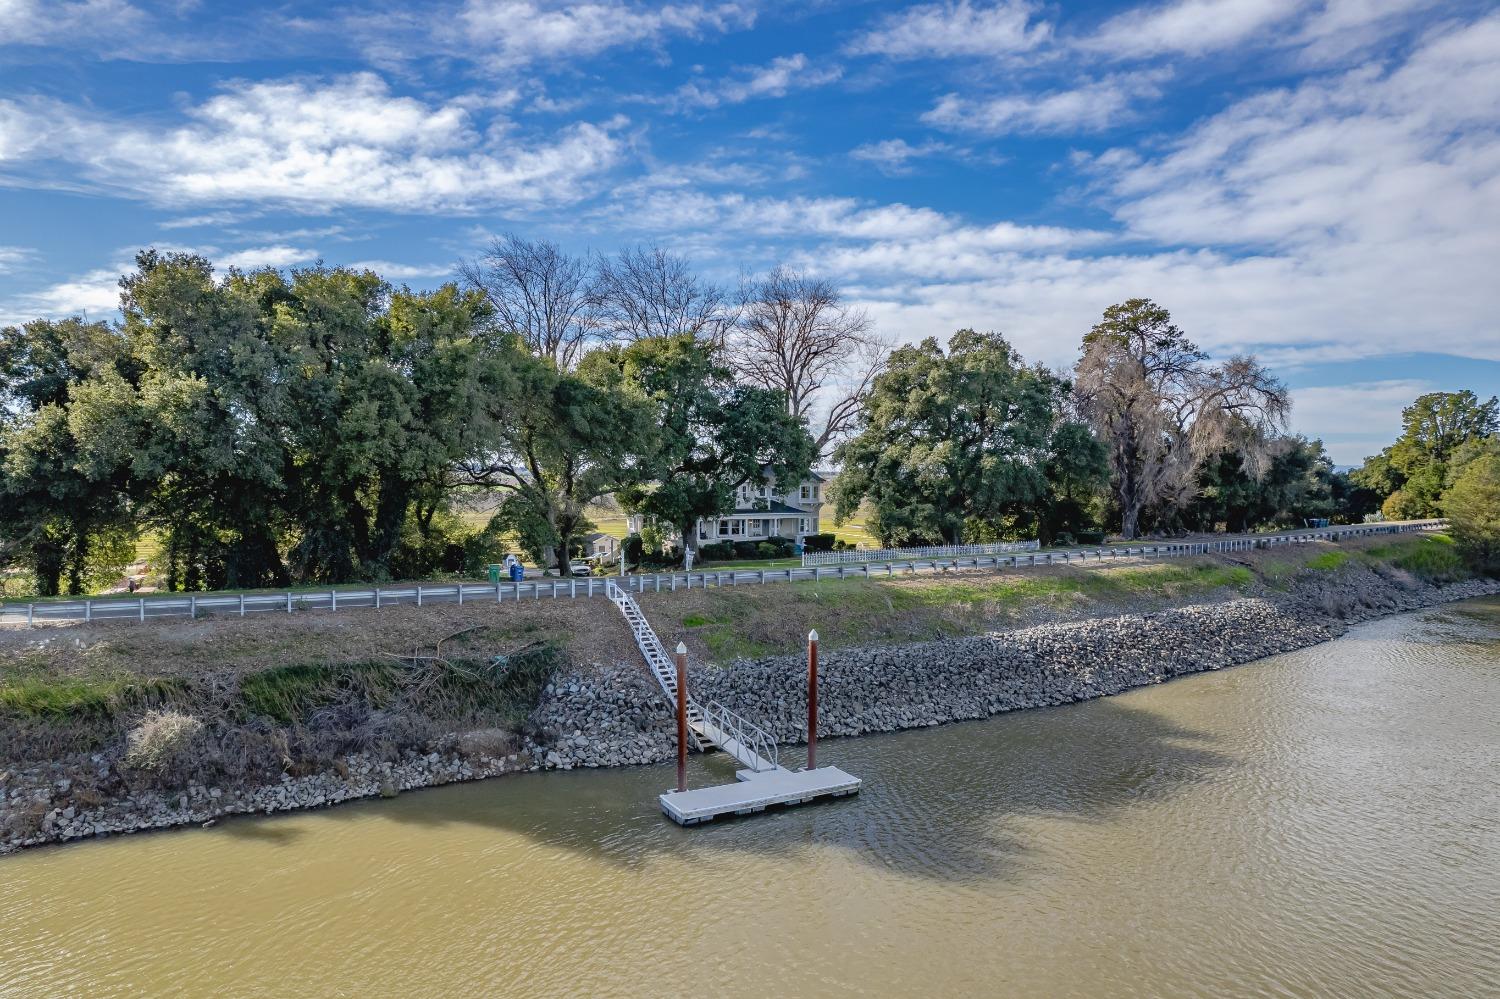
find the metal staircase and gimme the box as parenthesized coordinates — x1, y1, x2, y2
(605, 580, 779, 772)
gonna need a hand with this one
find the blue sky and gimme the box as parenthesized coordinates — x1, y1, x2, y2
(2, 0, 1498, 465)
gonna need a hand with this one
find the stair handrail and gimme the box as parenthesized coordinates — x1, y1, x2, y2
(700, 700, 780, 772)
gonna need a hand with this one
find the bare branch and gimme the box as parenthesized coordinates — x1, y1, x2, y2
(591, 245, 735, 346)
(731, 264, 880, 456)
(459, 234, 599, 368)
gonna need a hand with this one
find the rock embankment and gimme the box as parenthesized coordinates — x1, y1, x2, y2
(5, 571, 1497, 854)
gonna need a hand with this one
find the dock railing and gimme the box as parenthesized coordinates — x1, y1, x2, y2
(699, 700, 780, 773)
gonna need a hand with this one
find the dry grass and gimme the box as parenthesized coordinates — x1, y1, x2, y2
(0, 599, 637, 680)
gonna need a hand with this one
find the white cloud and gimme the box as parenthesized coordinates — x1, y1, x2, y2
(1073, 0, 1446, 64)
(1077, 0, 1300, 59)
(344, 260, 457, 281)
(436, 0, 755, 70)
(1286, 379, 1436, 464)
(0, 73, 625, 212)
(923, 71, 1170, 135)
(0, 267, 122, 328)
(217, 245, 319, 270)
(0, 0, 145, 46)
(1096, 13, 1500, 250)
(0, 245, 34, 273)
(850, 139, 955, 174)
(158, 211, 255, 230)
(672, 53, 842, 110)
(848, 0, 1051, 60)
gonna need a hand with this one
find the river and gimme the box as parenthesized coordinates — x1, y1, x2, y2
(4, 599, 1498, 998)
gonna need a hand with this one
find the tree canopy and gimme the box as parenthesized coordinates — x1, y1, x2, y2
(1074, 298, 1288, 539)
(830, 329, 1098, 546)
(582, 334, 815, 552)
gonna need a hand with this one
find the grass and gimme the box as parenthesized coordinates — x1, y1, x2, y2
(1306, 551, 1351, 571)
(1363, 533, 1466, 581)
(675, 559, 1257, 661)
(0, 670, 182, 719)
(236, 641, 564, 727)
(237, 661, 402, 724)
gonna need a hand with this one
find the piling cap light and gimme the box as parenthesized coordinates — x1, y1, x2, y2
(808, 629, 819, 642)
(676, 641, 688, 654)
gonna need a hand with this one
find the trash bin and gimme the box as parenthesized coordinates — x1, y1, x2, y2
(487, 564, 503, 584)
(509, 562, 524, 583)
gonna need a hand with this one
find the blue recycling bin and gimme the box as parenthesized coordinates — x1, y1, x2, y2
(509, 562, 524, 582)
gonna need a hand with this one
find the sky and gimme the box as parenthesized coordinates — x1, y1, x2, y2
(2, 0, 1498, 466)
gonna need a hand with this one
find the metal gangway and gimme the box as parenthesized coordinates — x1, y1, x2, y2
(604, 579, 778, 772)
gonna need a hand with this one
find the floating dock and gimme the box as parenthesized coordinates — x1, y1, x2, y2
(659, 765, 861, 826)
(605, 581, 862, 827)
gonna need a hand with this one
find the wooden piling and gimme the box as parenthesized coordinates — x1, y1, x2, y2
(807, 629, 819, 771)
(675, 642, 689, 793)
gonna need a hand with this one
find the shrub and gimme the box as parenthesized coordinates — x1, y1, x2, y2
(1053, 531, 1075, 547)
(123, 710, 204, 774)
(803, 532, 837, 552)
(698, 541, 734, 562)
(1076, 531, 1106, 545)
(1444, 455, 1500, 574)
(622, 533, 644, 565)
(763, 536, 794, 558)
(732, 540, 761, 559)
(756, 542, 779, 559)
(456, 727, 518, 761)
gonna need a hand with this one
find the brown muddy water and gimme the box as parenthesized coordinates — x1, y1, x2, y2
(3, 599, 1499, 998)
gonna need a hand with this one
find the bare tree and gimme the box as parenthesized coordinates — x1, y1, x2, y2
(732, 265, 884, 455)
(1074, 298, 1289, 539)
(459, 234, 598, 368)
(591, 245, 734, 345)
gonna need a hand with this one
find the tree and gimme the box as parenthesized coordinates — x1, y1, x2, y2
(581, 334, 816, 555)
(830, 330, 1076, 546)
(1074, 298, 1289, 539)
(0, 317, 141, 594)
(1443, 454, 1500, 574)
(1375, 391, 1500, 517)
(460, 340, 658, 576)
(732, 265, 884, 455)
(459, 234, 599, 368)
(1038, 420, 1110, 543)
(121, 252, 300, 589)
(1190, 435, 1335, 532)
(592, 245, 734, 345)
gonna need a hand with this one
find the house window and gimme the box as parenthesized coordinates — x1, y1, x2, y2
(799, 518, 808, 534)
(719, 520, 744, 537)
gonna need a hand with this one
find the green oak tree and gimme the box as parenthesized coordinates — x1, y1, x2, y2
(462, 339, 658, 576)
(581, 333, 816, 558)
(1372, 391, 1499, 518)
(830, 329, 1089, 546)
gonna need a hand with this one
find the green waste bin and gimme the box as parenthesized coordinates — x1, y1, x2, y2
(487, 564, 503, 584)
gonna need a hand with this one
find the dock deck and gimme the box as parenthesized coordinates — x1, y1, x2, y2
(659, 766, 861, 826)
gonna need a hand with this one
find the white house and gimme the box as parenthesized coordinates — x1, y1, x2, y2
(625, 471, 827, 549)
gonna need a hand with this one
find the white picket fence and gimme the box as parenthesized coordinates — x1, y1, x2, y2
(0, 519, 1447, 628)
(802, 539, 1040, 567)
